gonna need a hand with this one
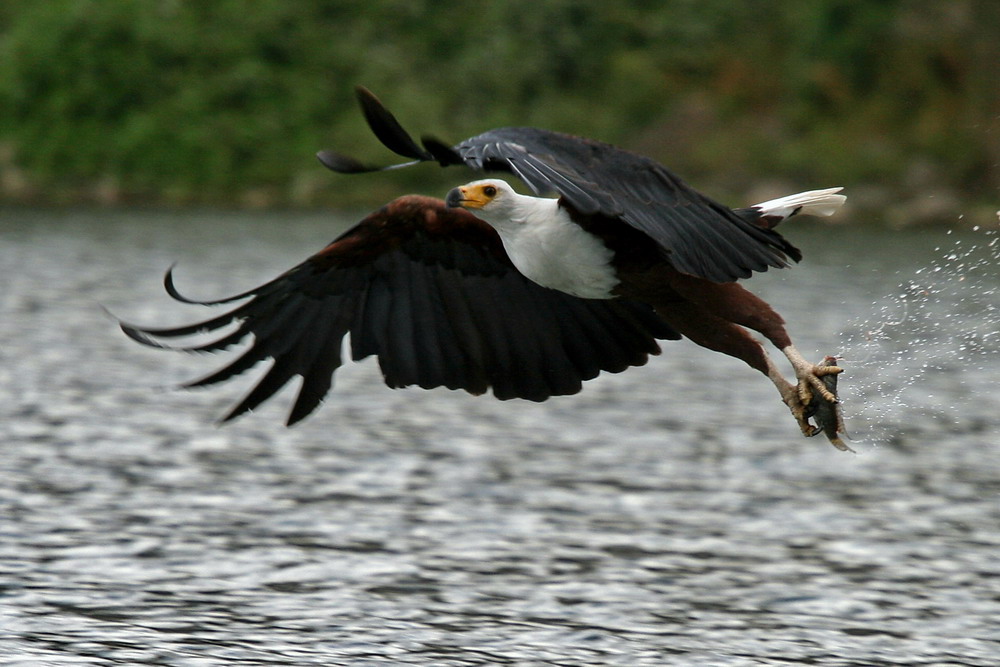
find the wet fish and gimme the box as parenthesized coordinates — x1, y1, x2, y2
(806, 356, 853, 452)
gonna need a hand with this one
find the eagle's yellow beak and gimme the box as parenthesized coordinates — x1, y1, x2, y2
(445, 183, 495, 209)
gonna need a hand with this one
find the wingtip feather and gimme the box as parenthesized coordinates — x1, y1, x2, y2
(316, 149, 381, 174)
(353, 86, 433, 162)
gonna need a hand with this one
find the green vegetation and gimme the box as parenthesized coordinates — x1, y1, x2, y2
(0, 1, 996, 221)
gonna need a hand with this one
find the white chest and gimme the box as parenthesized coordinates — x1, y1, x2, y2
(493, 205, 619, 299)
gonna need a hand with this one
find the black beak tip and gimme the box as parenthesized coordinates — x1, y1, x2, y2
(445, 188, 463, 208)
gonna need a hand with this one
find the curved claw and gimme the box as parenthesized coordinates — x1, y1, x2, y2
(798, 363, 842, 404)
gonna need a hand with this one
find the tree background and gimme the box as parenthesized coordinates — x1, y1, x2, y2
(0, 0, 997, 224)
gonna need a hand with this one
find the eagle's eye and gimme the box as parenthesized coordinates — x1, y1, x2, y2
(483, 185, 497, 198)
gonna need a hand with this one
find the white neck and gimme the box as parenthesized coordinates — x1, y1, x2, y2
(478, 193, 618, 299)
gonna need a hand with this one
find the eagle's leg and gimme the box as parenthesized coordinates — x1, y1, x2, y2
(654, 275, 842, 432)
(651, 302, 817, 433)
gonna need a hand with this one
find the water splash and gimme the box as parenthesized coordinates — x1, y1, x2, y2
(837, 221, 1000, 447)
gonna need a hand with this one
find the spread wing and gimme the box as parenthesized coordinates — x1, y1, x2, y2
(120, 196, 679, 425)
(317, 86, 801, 283)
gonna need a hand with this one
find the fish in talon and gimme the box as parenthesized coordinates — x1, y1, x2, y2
(806, 356, 852, 452)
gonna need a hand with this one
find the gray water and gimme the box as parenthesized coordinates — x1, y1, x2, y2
(1, 208, 998, 666)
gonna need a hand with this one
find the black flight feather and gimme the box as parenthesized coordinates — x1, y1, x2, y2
(120, 196, 679, 425)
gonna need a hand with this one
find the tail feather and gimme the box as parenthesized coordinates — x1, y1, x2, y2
(755, 187, 846, 219)
(735, 187, 846, 229)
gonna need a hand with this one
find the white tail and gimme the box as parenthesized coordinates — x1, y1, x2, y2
(754, 187, 846, 220)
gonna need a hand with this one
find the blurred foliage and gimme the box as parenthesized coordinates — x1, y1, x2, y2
(0, 0, 997, 219)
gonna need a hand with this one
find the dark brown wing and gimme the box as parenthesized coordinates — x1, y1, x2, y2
(317, 87, 801, 283)
(121, 196, 679, 425)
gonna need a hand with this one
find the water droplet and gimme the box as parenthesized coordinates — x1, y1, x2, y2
(840, 225, 1000, 447)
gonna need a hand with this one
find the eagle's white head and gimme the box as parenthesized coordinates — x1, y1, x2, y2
(444, 179, 528, 230)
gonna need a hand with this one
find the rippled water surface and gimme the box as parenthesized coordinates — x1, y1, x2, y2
(2, 208, 998, 665)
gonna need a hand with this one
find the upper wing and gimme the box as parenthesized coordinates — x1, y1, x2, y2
(449, 126, 801, 282)
(120, 196, 679, 425)
(317, 87, 801, 283)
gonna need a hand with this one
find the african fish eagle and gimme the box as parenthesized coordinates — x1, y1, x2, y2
(120, 87, 847, 445)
